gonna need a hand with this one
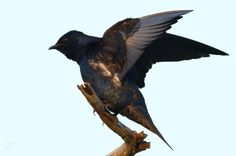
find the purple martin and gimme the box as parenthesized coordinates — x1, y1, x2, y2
(49, 10, 228, 149)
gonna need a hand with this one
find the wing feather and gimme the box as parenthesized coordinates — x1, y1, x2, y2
(119, 10, 192, 78)
(100, 10, 227, 88)
(134, 33, 228, 88)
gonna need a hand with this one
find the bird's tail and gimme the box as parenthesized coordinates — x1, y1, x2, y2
(121, 104, 173, 150)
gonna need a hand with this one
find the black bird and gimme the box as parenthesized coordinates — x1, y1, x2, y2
(49, 10, 228, 149)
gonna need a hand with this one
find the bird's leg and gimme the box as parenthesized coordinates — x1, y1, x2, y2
(97, 102, 119, 124)
(93, 100, 110, 116)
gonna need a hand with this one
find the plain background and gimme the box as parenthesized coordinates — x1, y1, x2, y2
(0, 0, 235, 155)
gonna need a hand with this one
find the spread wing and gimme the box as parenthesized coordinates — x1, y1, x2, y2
(101, 10, 192, 79)
(134, 33, 228, 88)
(101, 10, 228, 88)
(120, 10, 193, 78)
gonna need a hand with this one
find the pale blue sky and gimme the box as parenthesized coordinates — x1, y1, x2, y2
(0, 0, 235, 156)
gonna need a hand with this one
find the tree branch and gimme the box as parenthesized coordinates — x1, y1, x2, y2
(77, 83, 150, 156)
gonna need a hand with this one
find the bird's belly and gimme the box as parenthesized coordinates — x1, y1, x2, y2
(80, 68, 125, 111)
(79, 58, 141, 113)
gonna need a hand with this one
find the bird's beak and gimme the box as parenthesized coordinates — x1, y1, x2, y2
(48, 44, 64, 50)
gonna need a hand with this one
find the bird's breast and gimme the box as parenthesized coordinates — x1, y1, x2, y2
(79, 56, 119, 96)
(79, 55, 140, 112)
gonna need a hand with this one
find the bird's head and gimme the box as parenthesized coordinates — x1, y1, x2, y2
(49, 30, 99, 61)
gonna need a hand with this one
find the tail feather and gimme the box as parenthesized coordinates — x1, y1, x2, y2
(121, 104, 173, 150)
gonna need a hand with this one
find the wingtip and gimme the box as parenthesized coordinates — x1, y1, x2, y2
(164, 10, 193, 17)
(172, 10, 193, 16)
(222, 53, 229, 56)
(223, 52, 229, 56)
(187, 9, 194, 13)
(179, 9, 193, 15)
(212, 49, 229, 56)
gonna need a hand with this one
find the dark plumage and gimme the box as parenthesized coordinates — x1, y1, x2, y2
(49, 10, 228, 150)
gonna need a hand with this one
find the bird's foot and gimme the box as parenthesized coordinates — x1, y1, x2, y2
(104, 104, 119, 122)
(110, 112, 119, 122)
(104, 104, 112, 113)
(98, 104, 119, 126)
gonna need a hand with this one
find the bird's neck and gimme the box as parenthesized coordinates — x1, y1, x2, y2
(73, 47, 86, 64)
(68, 36, 101, 63)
